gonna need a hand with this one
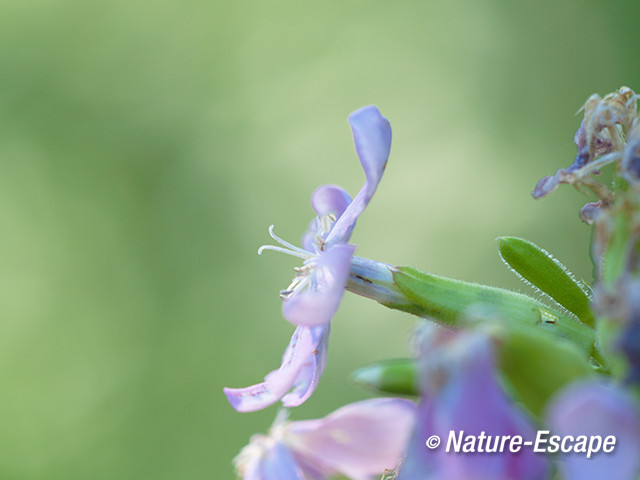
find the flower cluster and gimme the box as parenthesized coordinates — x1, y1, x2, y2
(225, 92, 640, 480)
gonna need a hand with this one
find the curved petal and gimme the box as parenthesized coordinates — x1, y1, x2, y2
(400, 329, 548, 480)
(224, 382, 280, 414)
(350, 105, 392, 189)
(302, 185, 352, 252)
(287, 398, 417, 479)
(311, 184, 352, 218)
(547, 381, 640, 480)
(282, 244, 355, 327)
(325, 106, 391, 246)
(281, 324, 330, 407)
(301, 218, 320, 252)
(224, 326, 319, 412)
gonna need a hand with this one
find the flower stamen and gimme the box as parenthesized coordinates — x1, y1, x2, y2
(280, 272, 312, 299)
(258, 225, 314, 260)
(313, 213, 337, 251)
(258, 225, 321, 300)
(320, 214, 336, 235)
(257, 245, 309, 259)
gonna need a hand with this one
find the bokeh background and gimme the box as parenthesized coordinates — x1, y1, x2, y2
(1, 0, 640, 478)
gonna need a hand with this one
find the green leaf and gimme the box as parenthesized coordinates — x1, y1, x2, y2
(350, 325, 595, 417)
(351, 359, 418, 396)
(498, 236, 595, 328)
(493, 324, 594, 417)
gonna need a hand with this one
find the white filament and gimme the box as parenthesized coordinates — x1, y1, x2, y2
(257, 225, 313, 260)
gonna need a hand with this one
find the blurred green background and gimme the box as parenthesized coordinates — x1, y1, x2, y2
(1, 0, 639, 478)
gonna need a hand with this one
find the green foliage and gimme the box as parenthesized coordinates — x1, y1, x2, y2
(351, 359, 419, 396)
(2, 0, 640, 478)
(393, 266, 596, 355)
(602, 208, 632, 286)
(350, 323, 596, 418)
(493, 324, 595, 417)
(498, 236, 595, 327)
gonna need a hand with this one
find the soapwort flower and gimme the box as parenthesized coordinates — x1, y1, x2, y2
(224, 106, 392, 412)
(262, 105, 392, 328)
(399, 326, 548, 480)
(233, 398, 416, 480)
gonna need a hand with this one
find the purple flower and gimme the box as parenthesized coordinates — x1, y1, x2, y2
(547, 381, 640, 480)
(399, 327, 548, 480)
(615, 278, 640, 385)
(233, 398, 416, 480)
(533, 87, 636, 200)
(593, 278, 640, 386)
(261, 105, 392, 328)
(621, 124, 640, 181)
(224, 106, 392, 412)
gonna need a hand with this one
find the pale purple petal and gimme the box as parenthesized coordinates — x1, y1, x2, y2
(224, 326, 320, 412)
(397, 395, 439, 480)
(287, 398, 416, 479)
(311, 185, 352, 218)
(547, 381, 640, 480)
(302, 185, 352, 252)
(324, 106, 391, 247)
(432, 338, 545, 480)
(281, 324, 330, 407)
(282, 244, 355, 327)
(224, 382, 281, 414)
(349, 105, 392, 194)
(263, 327, 315, 395)
(301, 218, 320, 252)
(259, 442, 307, 480)
(400, 330, 548, 480)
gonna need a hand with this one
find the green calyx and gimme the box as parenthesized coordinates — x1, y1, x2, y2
(391, 266, 595, 356)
